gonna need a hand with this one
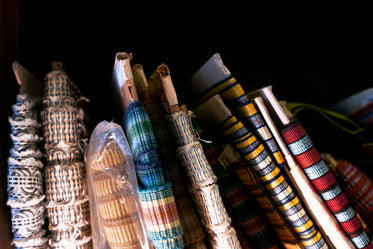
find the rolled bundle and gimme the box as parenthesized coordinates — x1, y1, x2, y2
(85, 121, 149, 249)
(7, 62, 48, 249)
(156, 63, 241, 248)
(41, 62, 91, 249)
(322, 154, 373, 234)
(114, 53, 183, 249)
(194, 95, 327, 249)
(281, 121, 372, 249)
(133, 66, 207, 248)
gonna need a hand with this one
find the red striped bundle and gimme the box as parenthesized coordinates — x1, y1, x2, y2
(335, 159, 373, 231)
(281, 121, 373, 249)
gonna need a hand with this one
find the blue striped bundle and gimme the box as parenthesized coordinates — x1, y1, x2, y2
(123, 102, 165, 188)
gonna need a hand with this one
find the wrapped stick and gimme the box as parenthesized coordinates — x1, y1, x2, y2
(249, 94, 356, 249)
(252, 86, 372, 249)
(157, 63, 241, 249)
(194, 94, 328, 249)
(132, 64, 208, 248)
(7, 62, 48, 249)
(113, 53, 183, 249)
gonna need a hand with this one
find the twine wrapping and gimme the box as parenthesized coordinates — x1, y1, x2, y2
(167, 110, 241, 249)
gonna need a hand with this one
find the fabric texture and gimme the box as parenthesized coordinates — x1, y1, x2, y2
(281, 121, 373, 249)
(220, 115, 327, 249)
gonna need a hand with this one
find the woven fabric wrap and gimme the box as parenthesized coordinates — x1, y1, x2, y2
(142, 98, 207, 246)
(7, 94, 47, 247)
(42, 69, 91, 248)
(208, 226, 242, 249)
(281, 121, 373, 249)
(123, 102, 164, 188)
(197, 76, 286, 169)
(123, 102, 159, 165)
(189, 183, 231, 232)
(176, 142, 217, 188)
(45, 162, 87, 205)
(167, 110, 240, 249)
(336, 160, 373, 230)
(221, 115, 326, 249)
(214, 162, 281, 249)
(139, 182, 183, 247)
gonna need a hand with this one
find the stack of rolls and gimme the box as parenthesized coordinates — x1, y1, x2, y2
(41, 62, 91, 249)
(7, 93, 48, 249)
(133, 66, 207, 249)
(85, 121, 150, 249)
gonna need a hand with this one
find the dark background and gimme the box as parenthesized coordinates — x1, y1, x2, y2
(2, 1, 373, 248)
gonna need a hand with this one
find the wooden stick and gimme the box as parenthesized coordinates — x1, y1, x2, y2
(157, 63, 180, 114)
(132, 64, 148, 95)
(113, 52, 138, 111)
(247, 86, 292, 127)
(12, 61, 42, 100)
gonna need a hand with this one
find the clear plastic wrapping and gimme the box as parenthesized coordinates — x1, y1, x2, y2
(85, 121, 150, 249)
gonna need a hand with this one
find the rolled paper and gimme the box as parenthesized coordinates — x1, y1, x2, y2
(194, 95, 327, 249)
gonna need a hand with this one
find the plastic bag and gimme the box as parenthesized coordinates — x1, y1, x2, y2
(85, 120, 150, 249)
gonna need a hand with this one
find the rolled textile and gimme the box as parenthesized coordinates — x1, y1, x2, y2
(41, 62, 91, 249)
(194, 95, 327, 249)
(187, 53, 286, 169)
(248, 84, 372, 249)
(133, 66, 207, 247)
(114, 53, 183, 249)
(157, 63, 241, 248)
(192, 113, 282, 249)
(7, 62, 48, 249)
(324, 155, 373, 235)
(281, 121, 372, 249)
(248, 93, 356, 249)
(85, 121, 150, 249)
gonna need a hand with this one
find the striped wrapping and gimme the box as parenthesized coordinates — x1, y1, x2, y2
(214, 161, 281, 249)
(335, 160, 373, 230)
(139, 182, 184, 248)
(220, 115, 327, 249)
(196, 76, 286, 169)
(122, 100, 183, 248)
(192, 114, 282, 249)
(123, 102, 164, 188)
(281, 121, 373, 249)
